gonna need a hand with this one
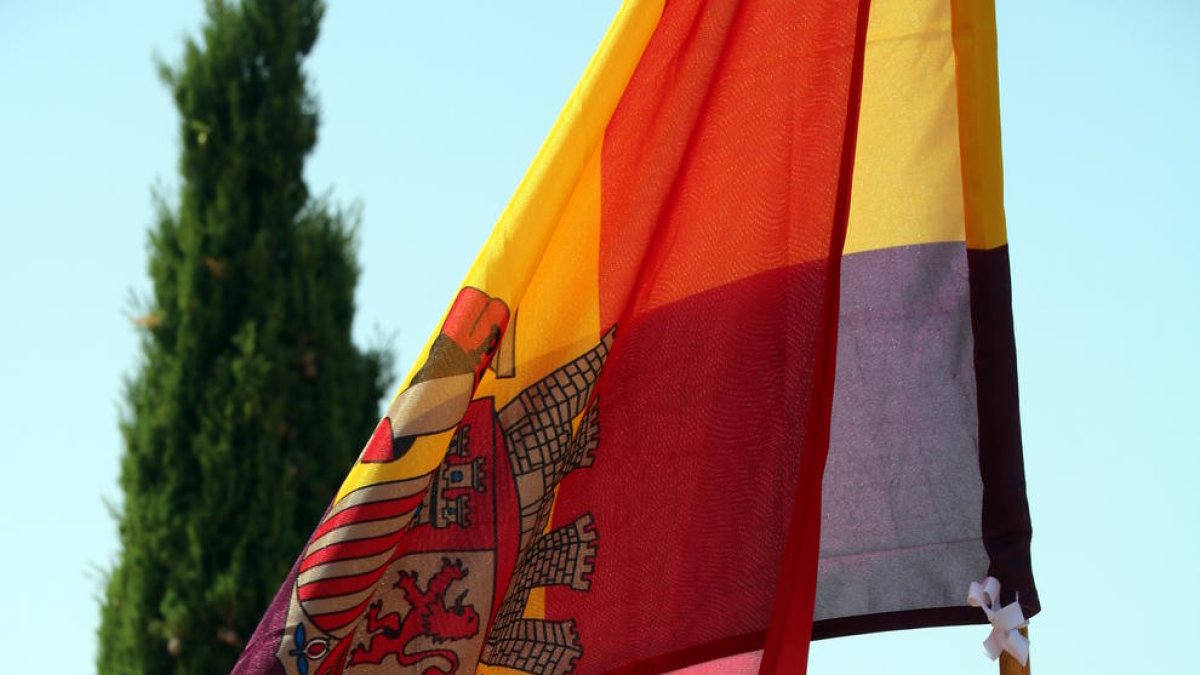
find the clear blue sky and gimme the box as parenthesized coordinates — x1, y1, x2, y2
(0, 1, 1195, 672)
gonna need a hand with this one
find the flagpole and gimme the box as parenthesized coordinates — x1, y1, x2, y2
(999, 627, 1030, 675)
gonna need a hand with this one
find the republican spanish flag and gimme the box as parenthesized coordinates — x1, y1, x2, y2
(235, 0, 1037, 673)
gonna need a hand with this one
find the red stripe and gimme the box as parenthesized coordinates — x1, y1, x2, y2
(299, 527, 407, 575)
(310, 491, 423, 543)
(606, 632, 765, 675)
(309, 595, 375, 635)
(759, 0, 872, 672)
(298, 566, 387, 602)
(544, 0, 873, 671)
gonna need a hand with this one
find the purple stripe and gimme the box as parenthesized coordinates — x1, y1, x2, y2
(815, 241, 1039, 636)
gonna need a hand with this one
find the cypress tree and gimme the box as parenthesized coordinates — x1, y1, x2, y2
(98, 1, 389, 671)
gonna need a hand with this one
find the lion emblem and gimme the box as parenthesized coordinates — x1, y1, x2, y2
(349, 558, 480, 674)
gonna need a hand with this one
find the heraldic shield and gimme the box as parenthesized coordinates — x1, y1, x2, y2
(275, 287, 614, 675)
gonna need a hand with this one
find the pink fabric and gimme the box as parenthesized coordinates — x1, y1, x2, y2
(667, 651, 763, 674)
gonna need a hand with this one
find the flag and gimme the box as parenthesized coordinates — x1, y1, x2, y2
(814, 0, 1039, 640)
(233, 0, 1037, 673)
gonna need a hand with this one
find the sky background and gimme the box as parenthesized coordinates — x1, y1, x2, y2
(1, 1, 1197, 672)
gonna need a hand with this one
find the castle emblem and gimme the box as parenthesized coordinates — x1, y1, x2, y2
(274, 287, 615, 674)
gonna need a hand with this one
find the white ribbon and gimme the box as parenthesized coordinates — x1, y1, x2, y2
(967, 577, 1029, 666)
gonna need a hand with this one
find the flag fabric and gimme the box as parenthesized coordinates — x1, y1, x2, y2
(814, 0, 1038, 639)
(233, 0, 1037, 673)
(675, 0, 1041, 669)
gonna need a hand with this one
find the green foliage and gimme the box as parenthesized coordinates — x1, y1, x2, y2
(98, 1, 390, 671)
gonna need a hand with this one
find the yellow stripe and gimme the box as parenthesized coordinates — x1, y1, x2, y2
(336, 0, 663, 506)
(450, 0, 664, 310)
(488, 151, 602, 625)
(406, 0, 664, 396)
(844, 0, 967, 254)
(463, 0, 665, 639)
(482, 149, 604, 409)
(951, 0, 1008, 250)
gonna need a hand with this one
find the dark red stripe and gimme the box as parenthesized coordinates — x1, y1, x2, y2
(309, 595, 375, 635)
(298, 565, 387, 602)
(299, 527, 406, 574)
(310, 491, 423, 543)
(760, 0, 872, 671)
